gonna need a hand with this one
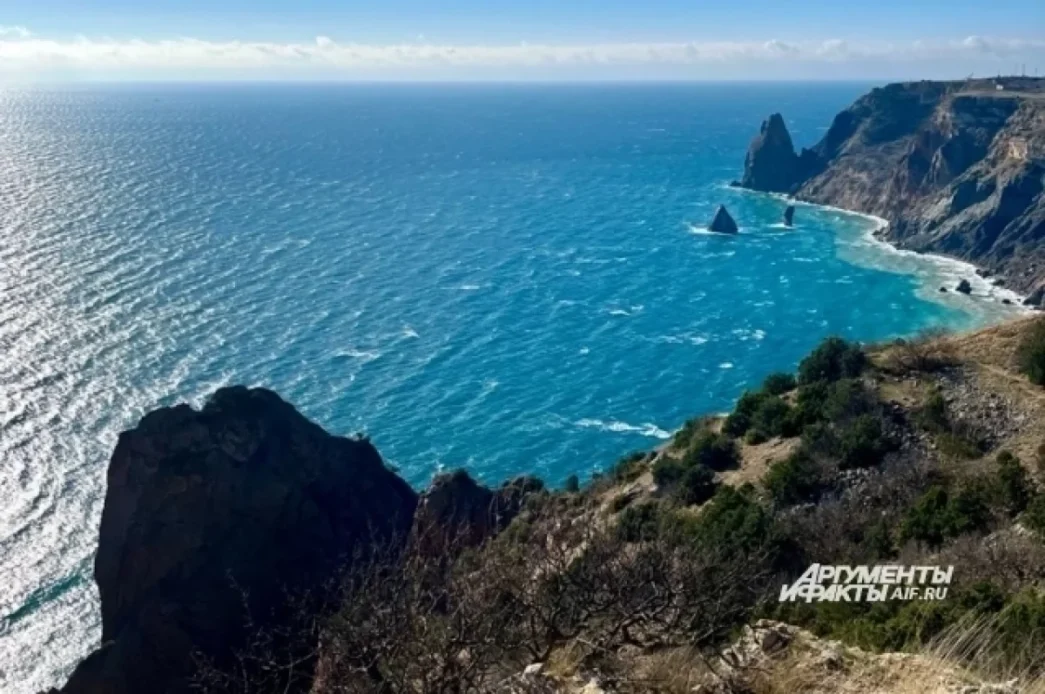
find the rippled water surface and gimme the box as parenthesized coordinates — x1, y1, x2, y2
(0, 83, 1023, 690)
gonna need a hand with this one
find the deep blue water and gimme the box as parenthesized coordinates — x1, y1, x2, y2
(0, 83, 1023, 690)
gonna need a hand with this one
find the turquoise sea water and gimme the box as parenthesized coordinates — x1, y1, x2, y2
(0, 83, 1026, 690)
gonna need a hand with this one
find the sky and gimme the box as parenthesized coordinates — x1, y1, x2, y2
(0, 0, 1043, 81)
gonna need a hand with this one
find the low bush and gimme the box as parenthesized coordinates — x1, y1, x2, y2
(610, 451, 647, 482)
(900, 484, 992, 549)
(765, 453, 822, 506)
(750, 395, 797, 439)
(1022, 495, 1045, 538)
(1016, 318, 1045, 386)
(652, 456, 686, 487)
(723, 390, 768, 437)
(994, 451, 1032, 517)
(678, 465, 718, 505)
(616, 501, 665, 542)
(797, 337, 866, 385)
(762, 372, 797, 396)
(683, 431, 740, 472)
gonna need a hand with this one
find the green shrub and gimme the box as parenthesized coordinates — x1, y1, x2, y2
(765, 453, 822, 506)
(723, 390, 768, 437)
(563, 474, 580, 493)
(750, 395, 795, 439)
(836, 415, 890, 470)
(995, 451, 1032, 517)
(762, 372, 798, 396)
(610, 451, 647, 482)
(822, 379, 877, 422)
(862, 520, 895, 559)
(689, 485, 772, 554)
(914, 390, 949, 433)
(684, 431, 740, 472)
(672, 417, 705, 450)
(677, 465, 718, 505)
(900, 484, 991, 549)
(745, 428, 768, 445)
(793, 381, 830, 426)
(652, 456, 686, 487)
(1016, 319, 1045, 386)
(936, 431, 985, 460)
(798, 337, 866, 385)
(616, 502, 664, 542)
(1022, 495, 1045, 537)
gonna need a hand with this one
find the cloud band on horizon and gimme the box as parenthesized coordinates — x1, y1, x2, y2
(1, 31, 1043, 79)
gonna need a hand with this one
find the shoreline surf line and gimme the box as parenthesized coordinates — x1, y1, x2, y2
(723, 184, 1033, 319)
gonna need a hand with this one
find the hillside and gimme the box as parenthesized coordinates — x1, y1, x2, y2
(738, 77, 1045, 302)
(47, 316, 1045, 693)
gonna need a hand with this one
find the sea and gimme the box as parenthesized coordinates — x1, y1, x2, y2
(0, 82, 1028, 691)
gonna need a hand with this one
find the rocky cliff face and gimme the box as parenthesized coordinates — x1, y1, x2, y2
(739, 78, 1045, 298)
(57, 387, 419, 694)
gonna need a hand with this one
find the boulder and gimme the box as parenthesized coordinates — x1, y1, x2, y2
(956, 279, 973, 294)
(708, 205, 739, 234)
(57, 387, 418, 694)
(1025, 287, 1045, 307)
(783, 205, 795, 227)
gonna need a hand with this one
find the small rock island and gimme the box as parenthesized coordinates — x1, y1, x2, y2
(708, 205, 739, 234)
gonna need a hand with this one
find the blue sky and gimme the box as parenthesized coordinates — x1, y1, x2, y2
(0, 0, 1043, 80)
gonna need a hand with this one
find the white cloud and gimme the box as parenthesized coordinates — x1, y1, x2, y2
(0, 25, 30, 38)
(0, 29, 1042, 79)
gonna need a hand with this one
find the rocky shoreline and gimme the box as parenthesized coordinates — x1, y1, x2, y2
(735, 77, 1045, 306)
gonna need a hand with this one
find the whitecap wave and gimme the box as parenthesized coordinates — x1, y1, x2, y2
(574, 418, 672, 440)
(334, 348, 381, 363)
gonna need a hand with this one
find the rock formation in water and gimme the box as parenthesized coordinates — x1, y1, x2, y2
(738, 77, 1045, 296)
(708, 205, 739, 234)
(57, 387, 419, 694)
(957, 279, 973, 294)
(783, 205, 795, 227)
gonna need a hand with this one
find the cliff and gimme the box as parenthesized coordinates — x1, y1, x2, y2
(56, 387, 419, 693)
(48, 315, 1045, 692)
(739, 77, 1045, 300)
(54, 386, 540, 694)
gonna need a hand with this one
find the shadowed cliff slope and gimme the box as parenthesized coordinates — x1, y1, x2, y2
(739, 78, 1045, 299)
(56, 387, 419, 694)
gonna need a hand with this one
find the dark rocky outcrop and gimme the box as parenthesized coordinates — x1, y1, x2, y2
(740, 114, 809, 193)
(709, 205, 739, 234)
(412, 470, 543, 553)
(957, 279, 973, 294)
(783, 205, 795, 227)
(1025, 286, 1045, 307)
(57, 387, 418, 694)
(737, 78, 1045, 294)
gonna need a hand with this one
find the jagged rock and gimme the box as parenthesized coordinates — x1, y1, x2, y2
(783, 205, 795, 227)
(940, 287, 949, 292)
(708, 205, 739, 234)
(57, 387, 418, 694)
(413, 470, 542, 552)
(1003, 298, 1013, 305)
(740, 114, 804, 193)
(737, 80, 1045, 294)
(1025, 287, 1045, 307)
(956, 279, 973, 294)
